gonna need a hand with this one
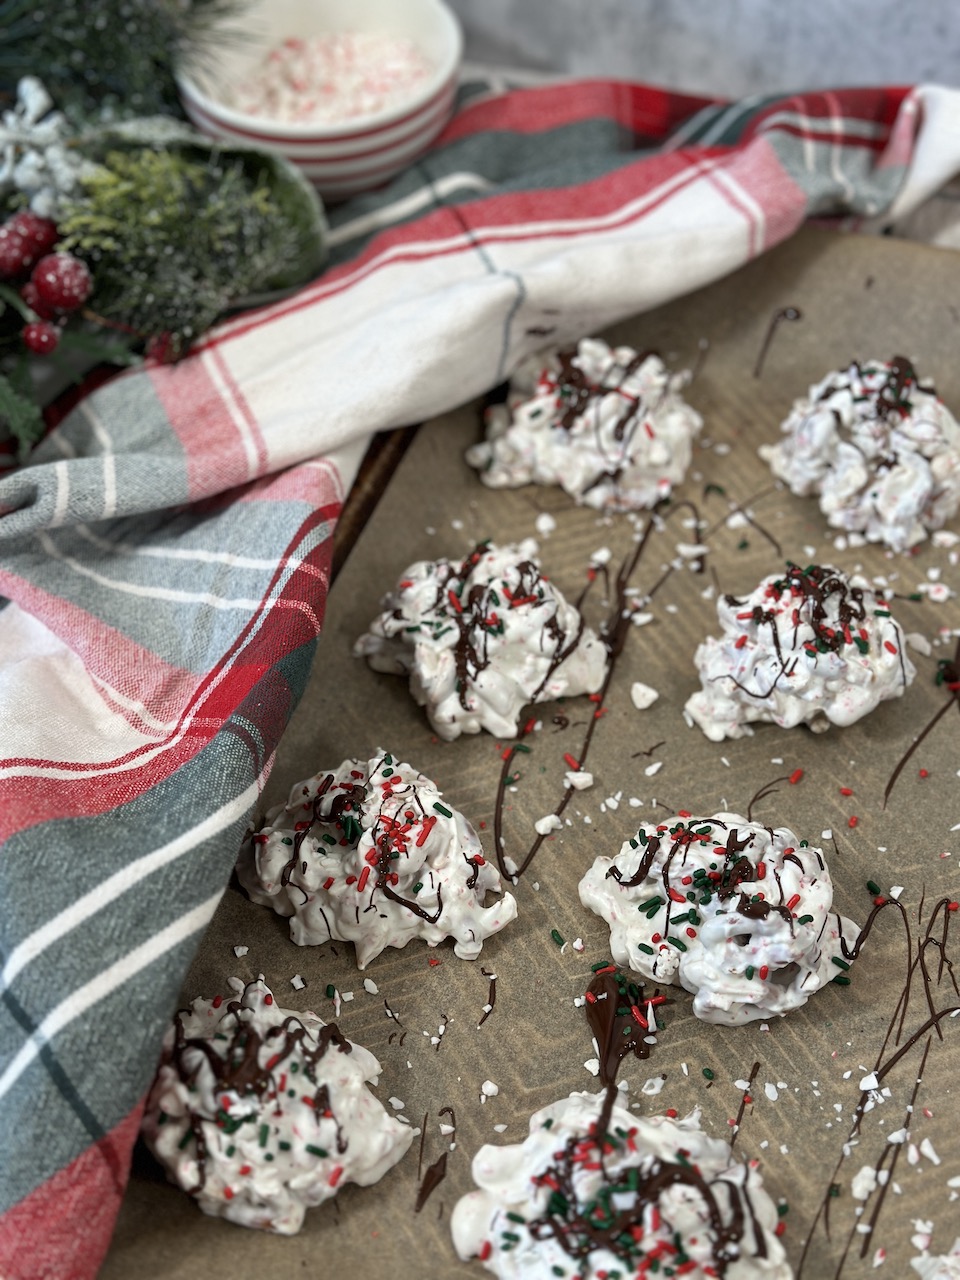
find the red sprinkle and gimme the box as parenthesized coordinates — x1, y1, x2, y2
(664, 1109, 678, 1119)
(948, 902, 959, 912)
(478, 1242, 492, 1262)
(584, 991, 597, 1004)
(264, 994, 274, 1006)
(522, 717, 537, 736)
(883, 640, 897, 654)
(447, 589, 462, 613)
(356, 866, 370, 893)
(919, 768, 929, 778)
(789, 768, 804, 785)
(839, 786, 853, 796)
(775, 1221, 786, 1237)
(328, 1166, 343, 1188)
(630, 1006, 648, 1029)
(759, 965, 769, 980)
(212, 995, 223, 1008)
(564, 753, 580, 771)
(756, 861, 767, 880)
(734, 634, 748, 649)
(223, 1187, 234, 1200)
(848, 815, 859, 828)
(786, 894, 801, 912)
(677, 810, 692, 819)
(322, 876, 335, 890)
(428, 957, 442, 966)
(588, 693, 603, 702)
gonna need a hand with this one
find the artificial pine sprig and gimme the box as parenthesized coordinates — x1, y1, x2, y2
(0, 0, 249, 123)
(60, 136, 326, 358)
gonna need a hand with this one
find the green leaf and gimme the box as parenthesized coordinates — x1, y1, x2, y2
(56, 327, 143, 367)
(0, 282, 33, 322)
(0, 369, 44, 456)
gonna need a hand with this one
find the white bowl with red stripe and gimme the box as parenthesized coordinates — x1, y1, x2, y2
(176, 0, 462, 201)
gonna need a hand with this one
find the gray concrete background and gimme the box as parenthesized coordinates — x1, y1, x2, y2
(449, 0, 959, 97)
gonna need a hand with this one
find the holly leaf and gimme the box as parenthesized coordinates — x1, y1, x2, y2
(0, 368, 44, 456)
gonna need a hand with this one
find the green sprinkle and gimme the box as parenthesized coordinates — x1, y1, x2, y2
(382, 767, 393, 777)
(289, 1062, 299, 1072)
(745, 965, 755, 980)
(322, 834, 337, 845)
(225, 1144, 235, 1158)
(829, 1183, 841, 1198)
(831, 957, 850, 970)
(702, 1067, 715, 1080)
(383, 753, 393, 765)
(514, 744, 531, 754)
(412, 881, 423, 894)
(798, 914, 814, 924)
(325, 984, 335, 998)
(552, 1268, 566, 1278)
(591, 960, 613, 972)
(501, 1232, 521, 1243)
(638, 943, 655, 955)
(550, 929, 565, 947)
(258, 1123, 269, 1147)
(178, 1129, 193, 1150)
(543, 1118, 554, 1129)
(832, 975, 851, 986)
(866, 880, 881, 895)
(306, 1144, 328, 1158)
(280, 836, 293, 846)
(637, 896, 663, 910)
(777, 1202, 789, 1217)
(666, 935, 687, 951)
(506, 1212, 526, 1224)
(433, 802, 453, 818)
(279, 1140, 291, 1151)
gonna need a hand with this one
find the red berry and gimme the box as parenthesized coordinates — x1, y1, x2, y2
(0, 227, 33, 279)
(22, 320, 61, 355)
(20, 279, 57, 321)
(31, 252, 92, 313)
(7, 211, 59, 258)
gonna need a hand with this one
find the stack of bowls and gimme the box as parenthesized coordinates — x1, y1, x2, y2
(176, 0, 463, 200)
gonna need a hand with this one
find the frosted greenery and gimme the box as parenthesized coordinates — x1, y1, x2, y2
(60, 141, 324, 357)
(0, 0, 247, 122)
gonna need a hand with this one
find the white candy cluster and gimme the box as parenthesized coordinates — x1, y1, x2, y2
(578, 811, 858, 1025)
(237, 751, 517, 968)
(355, 539, 607, 740)
(684, 562, 915, 742)
(142, 978, 413, 1234)
(225, 33, 432, 124)
(451, 1091, 791, 1278)
(467, 339, 703, 511)
(760, 356, 960, 551)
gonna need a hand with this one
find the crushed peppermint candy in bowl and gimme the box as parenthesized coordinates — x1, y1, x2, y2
(176, 0, 462, 199)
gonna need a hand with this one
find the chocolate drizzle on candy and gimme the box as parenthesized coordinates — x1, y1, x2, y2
(356, 539, 606, 741)
(581, 812, 858, 1025)
(143, 979, 413, 1234)
(238, 753, 516, 968)
(686, 561, 915, 740)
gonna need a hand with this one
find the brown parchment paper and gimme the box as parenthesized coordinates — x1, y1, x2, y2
(102, 227, 960, 1279)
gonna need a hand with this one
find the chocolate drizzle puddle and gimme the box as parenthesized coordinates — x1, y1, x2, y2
(414, 1152, 447, 1212)
(491, 500, 701, 882)
(753, 305, 802, 378)
(798, 895, 960, 1276)
(477, 968, 497, 1027)
(883, 637, 960, 808)
(512, 966, 767, 1276)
